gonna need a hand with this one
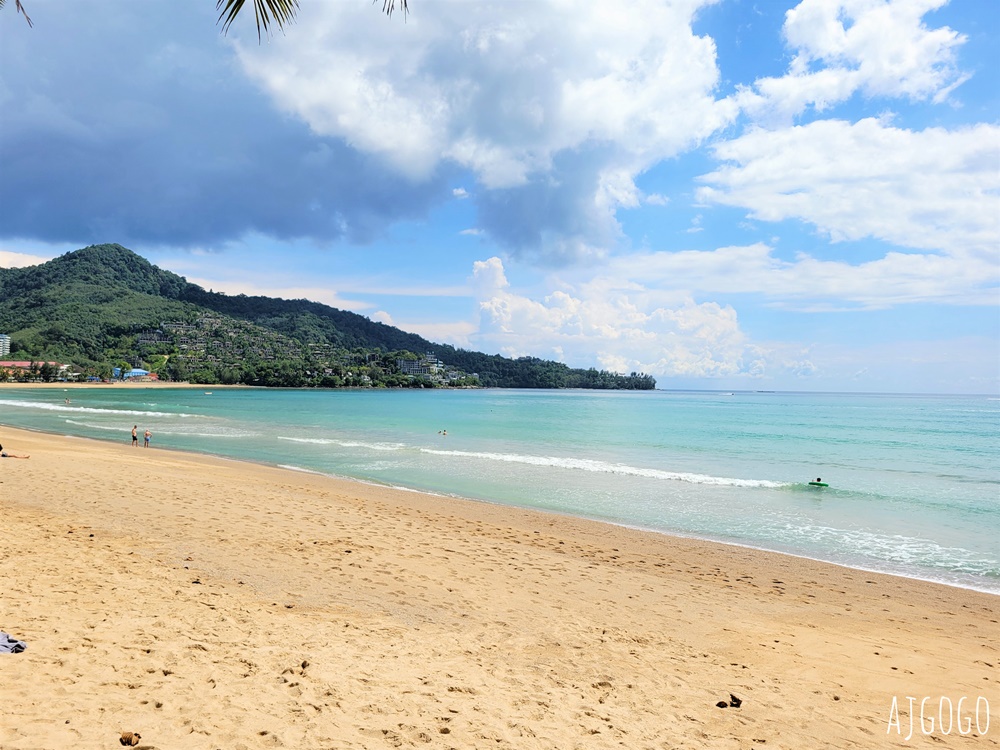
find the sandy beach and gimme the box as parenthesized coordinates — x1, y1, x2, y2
(0, 424, 996, 749)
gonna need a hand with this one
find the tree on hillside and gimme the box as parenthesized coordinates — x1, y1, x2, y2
(2, 0, 409, 40)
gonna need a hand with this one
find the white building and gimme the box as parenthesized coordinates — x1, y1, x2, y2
(396, 353, 447, 377)
(0, 334, 10, 357)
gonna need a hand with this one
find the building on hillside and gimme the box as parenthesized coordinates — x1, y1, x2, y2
(397, 358, 432, 376)
(396, 353, 446, 377)
(137, 330, 169, 345)
(0, 334, 10, 356)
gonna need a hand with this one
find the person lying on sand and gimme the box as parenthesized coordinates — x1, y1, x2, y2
(0, 444, 30, 458)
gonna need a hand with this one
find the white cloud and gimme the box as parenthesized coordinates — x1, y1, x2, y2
(230, 0, 986, 272)
(697, 119, 1000, 259)
(737, 0, 969, 122)
(598, 241, 998, 309)
(467, 256, 774, 379)
(459, 250, 998, 387)
(233, 0, 736, 255)
(471, 256, 509, 295)
(0, 249, 54, 268)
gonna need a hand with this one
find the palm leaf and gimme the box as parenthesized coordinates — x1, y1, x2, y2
(0, 0, 34, 28)
(216, 0, 300, 42)
(379, 0, 409, 18)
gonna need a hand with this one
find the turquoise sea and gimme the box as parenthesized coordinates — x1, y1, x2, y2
(2, 387, 998, 594)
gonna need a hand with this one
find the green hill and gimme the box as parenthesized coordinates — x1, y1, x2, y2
(0, 243, 656, 390)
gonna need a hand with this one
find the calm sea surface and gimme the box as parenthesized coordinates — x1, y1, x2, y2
(2, 387, 997, 593)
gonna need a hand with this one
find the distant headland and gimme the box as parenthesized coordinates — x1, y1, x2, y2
(0, 244, 656, 391)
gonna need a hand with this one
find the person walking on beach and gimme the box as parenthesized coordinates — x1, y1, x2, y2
(131, 425, 138, 447)
(143, 429, 151, 448)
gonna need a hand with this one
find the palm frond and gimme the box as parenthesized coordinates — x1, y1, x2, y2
(0, 0, 34, 28)
(379, 0, 409, 18)
(217, 0, 299, 42)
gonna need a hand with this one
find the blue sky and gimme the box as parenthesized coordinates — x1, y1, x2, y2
(1, 0, 997, 393)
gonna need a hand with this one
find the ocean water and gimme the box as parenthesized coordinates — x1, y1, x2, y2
(2, 387, 998, 594)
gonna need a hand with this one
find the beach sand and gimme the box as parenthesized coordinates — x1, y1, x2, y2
(0, 425, 996, 749)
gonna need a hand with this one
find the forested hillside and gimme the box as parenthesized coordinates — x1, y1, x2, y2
(0, 244, 655, 390)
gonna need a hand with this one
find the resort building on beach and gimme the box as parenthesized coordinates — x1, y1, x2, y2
(0, 360, 70, 381)
(0, 334, 10, 356)
(112, 367, 159, 382)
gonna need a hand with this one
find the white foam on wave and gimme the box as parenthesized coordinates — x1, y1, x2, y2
(64, 419, 132, 432)
(276, 464, 327, 475)
(780, 522, 1000, 578)
(277, 436, 405, 451)
(637, 524, 1000, 595)
(65, 419, 257, 438)
(1, 398, 196, 418)
(159, 425, 260, 438)
(420, 448, 787, 488)
(338, 440, 406, 452)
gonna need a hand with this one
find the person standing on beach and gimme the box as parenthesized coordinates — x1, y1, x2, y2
(143, 429, 151, 448)
(131, 425, 138, 447)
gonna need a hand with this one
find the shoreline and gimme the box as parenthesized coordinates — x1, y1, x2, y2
(0, 380, 251, 390)
(4, 415, 997, 598)
(4, 381, 997, 397)
(1, 424, 997, 748)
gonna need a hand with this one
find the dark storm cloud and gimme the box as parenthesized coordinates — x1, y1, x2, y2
(475, 148, 621, 265)
(0, 1, 449, 249)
